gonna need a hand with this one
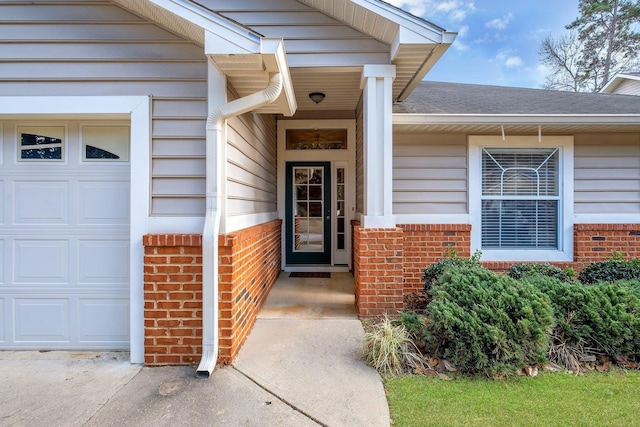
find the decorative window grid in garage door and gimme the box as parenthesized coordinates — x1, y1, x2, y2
(0, 121, 131, 350)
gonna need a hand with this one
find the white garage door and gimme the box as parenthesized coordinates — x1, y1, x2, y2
(0, 121, 130, 350)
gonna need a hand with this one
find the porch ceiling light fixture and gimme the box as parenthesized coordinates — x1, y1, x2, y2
(309, 92, 325, 104)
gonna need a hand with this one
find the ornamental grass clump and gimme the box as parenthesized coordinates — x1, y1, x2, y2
(424, 266, 554, 377)
(362, 315, 424, 376)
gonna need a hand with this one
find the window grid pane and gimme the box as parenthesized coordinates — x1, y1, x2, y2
(481, 148, 559, 250)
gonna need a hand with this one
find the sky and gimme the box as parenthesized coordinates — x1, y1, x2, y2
(386, 1, 581, 88)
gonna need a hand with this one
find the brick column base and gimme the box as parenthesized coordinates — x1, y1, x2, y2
(353, 224, 404, 318)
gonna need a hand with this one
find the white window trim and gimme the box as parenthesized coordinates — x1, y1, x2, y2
(0, 96, 150, 364)
(469, 135, 574, 262)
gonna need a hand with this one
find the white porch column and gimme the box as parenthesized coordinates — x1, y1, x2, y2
(360, 64, 396, 228)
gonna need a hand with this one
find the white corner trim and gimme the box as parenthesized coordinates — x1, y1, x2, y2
(0, 95, 151, 364)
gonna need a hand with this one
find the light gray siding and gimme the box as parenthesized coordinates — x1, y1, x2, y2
(0, 0, 207, 217)
(1, 0, 278, 218)
(199, 0, 389, 67)
(392, 133, 468, 215)
(226, 113, 278, 218)
(574, 134, 640, 214)
(611, 79, 640, 96)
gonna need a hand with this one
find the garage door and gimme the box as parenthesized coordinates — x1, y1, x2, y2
(0, 121, 130, 350)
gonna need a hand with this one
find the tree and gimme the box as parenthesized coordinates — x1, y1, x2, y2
(539, 31, 592, 92)
(539, 0, 640, 92)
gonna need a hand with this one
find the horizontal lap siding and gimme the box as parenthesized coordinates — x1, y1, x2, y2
(226, 112, 278, 222)
(393, 133, 468, 215)
(0, 1, 209, 217)
(574, 135, 640, 215)
(612, 80, 640, 96)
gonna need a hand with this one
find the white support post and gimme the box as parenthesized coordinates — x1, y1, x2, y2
(360, 64, 396, 228)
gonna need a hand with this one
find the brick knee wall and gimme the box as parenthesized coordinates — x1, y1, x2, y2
(352, 222, 640, 315)
(400, 224, 471, 294)
(143, 234, 203, 365)
(574, 224, 640, 262)
(142, 220, 281, 366)
(218, 220, 281, 363)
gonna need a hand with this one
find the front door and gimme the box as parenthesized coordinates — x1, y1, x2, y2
(285, 162, 331, 264)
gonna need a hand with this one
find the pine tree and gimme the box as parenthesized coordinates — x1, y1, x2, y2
(540, 0, 640, 92)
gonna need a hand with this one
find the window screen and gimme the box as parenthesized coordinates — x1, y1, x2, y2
(481, 147, 559, 249)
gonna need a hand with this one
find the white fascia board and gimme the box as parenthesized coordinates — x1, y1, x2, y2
(261, 38, 297, 117)
(349, 0, 445, 42)
(393, 113, 640, 126)
(390, 27, 457, 60)
(600, 73, 640, 93)
(148, 0, 261, 54)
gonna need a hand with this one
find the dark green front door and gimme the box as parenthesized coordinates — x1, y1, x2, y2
(285, 162, 331, 264)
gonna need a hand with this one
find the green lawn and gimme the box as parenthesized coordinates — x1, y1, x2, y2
(386, 371, 640, 427)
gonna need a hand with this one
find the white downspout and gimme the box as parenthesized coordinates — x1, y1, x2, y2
(196, 72, 283, 378)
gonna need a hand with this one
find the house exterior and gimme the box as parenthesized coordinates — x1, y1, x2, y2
(0, 0, 638, 373)
(601, 72, 640, 95)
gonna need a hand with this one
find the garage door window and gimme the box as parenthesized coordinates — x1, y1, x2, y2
(81, 125, 130, 162)
(18, 126, 65, 161)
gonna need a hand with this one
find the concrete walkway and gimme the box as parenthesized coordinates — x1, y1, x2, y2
(0, 272, 390, 427)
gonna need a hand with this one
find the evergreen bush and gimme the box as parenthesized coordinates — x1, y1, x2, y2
(578, 254, 640, 284)
(523, 275, 640, 362)
(507, 263, 576, 283)
(424, 266, 554, 377)
(422, 250, 482, 295)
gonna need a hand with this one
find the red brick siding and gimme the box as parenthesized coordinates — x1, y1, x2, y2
(574, 224, 640, 262)
(218, 220, 281, 363)
(400, 224, 472, 294)
(142, 220, 281, 366)
(353, 224, 404, 318)
(143, 234, 203, 365)
(352, 222, 640, 315)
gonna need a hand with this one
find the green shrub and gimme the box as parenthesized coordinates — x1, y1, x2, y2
(422, 250, 482, 295)
(507, 263, 576, 283)
(362, 315, 424, 376)
(423, 266, 554, 377)
(578, 256, 640, 285)
(524, 275, 640, 363)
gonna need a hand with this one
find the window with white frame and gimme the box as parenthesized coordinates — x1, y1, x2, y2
(481, 147, 559, 249)
(469, 136, 574, 262)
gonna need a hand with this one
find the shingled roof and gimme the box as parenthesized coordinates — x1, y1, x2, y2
(394, 81, 640, 115)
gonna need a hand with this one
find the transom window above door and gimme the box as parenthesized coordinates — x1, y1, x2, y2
(286, 129, 347, 150)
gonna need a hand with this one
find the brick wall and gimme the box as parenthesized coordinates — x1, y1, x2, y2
(400, 224, 471, 294)
(218, 220, 281, 363)
(143, 220, 281, 366)
(353, 223, 404, 318)
(143, 234, 203, 365)
(352, 222, 640, 316)
(574, 224, 640, 263)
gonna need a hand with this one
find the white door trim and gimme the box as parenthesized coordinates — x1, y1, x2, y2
(277, 120, 356, 270)
(0, 96, 151, 364)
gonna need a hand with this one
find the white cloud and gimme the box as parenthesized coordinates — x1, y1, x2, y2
(505, 56, 524, 68)
(485, 12, 513, 30)
(384, 1, 476, 23)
